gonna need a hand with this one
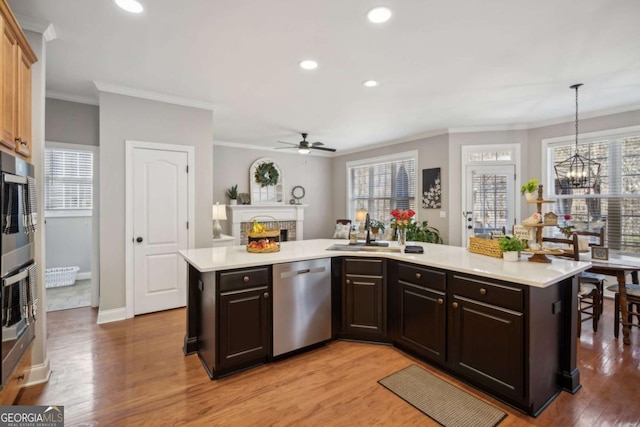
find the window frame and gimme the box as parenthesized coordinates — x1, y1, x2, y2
(346, 150, 419, 222)
(44, 141, 97, 218)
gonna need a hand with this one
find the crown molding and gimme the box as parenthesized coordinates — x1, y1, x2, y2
(46, 91, 99, 106)
(15, 15, 57, 41)
(93, 81, 214, 111)
(527, 103, 640, 130)
(448, 124, 529, 133)
(335, 129, 448, 157)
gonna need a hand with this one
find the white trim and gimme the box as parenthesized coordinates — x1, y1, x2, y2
(45, 140, 98, 152)
(94, 81, 214, 111)
(76, 271, 91, 281)
(529, 105, 640, 130)
(97, 307, 127, 324)
(460, 144, 521, 246)
(45, 209, 92, 218)
(23, 358, 51, 387)
(125, 140, 196, 319)
(46, 91, 99, 106)
(336, 130, 447, 157)
(14, 15, 57, 41)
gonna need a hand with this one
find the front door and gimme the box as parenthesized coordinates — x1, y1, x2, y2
(463, 165, 516, 246)
(131, 145, 189, 315)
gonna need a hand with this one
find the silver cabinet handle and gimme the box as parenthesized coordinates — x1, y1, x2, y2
(480, 288, 487, 295)
(243, 276, 250, 283)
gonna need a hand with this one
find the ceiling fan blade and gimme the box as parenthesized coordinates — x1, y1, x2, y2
(311, 142, 325, 147)
(275, 146, 297, 150)
(310, 146, 336, 152)
(277, 141, 298, 146)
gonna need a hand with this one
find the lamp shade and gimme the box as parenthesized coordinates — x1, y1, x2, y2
(355, 209, 367, 222)
(212, 203, 227, 220)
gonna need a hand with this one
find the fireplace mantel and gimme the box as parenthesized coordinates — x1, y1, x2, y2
(226, 204, 307, 245)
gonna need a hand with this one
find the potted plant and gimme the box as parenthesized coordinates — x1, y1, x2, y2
(520, 178, 539, 201)
(498, 236, 526, 261)
(369, 219, 386, 235)
(226, 184, 238, 205)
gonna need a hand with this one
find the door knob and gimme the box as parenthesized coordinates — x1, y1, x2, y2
(136, 237, 143, 243)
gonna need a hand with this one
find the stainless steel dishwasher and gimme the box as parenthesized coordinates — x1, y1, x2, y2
(272, 258, 331, 357)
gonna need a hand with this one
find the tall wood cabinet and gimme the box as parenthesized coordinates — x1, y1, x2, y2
(0, 1, 36, 161)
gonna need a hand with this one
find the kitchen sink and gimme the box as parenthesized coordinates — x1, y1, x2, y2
(326, 244, 402, 253)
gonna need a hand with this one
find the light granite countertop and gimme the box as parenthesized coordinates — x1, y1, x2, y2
(179, 239, 591, 288)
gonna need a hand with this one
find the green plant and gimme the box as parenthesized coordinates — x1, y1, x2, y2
(369, 219, 386, 233)
(520, 178, 539, 195)
(226, 184, 238, 200)
(497, 236, 526, 252)
(405, 220, 444, 244)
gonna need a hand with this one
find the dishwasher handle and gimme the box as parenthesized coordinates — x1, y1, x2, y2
(278, 266, 326, 279)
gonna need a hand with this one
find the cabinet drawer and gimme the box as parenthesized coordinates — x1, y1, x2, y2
(450, 274, 523, 312)
(344, 258, 383, 276)
(0, 347, 31, 406)
(219, 267, 270, 292)
(398, 263, 446, 291)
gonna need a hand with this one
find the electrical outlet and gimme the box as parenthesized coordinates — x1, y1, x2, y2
(439, 211, 447, 218)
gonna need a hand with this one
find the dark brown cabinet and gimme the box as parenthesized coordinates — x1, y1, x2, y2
(343, 258, 386, 339)
(197, 266, 271, 378)
(395, 263, 446, 364)
(448, 274, 524, 401)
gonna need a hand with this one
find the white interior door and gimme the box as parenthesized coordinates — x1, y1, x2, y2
(463, 165, 516, 246)
(132, 146, 189, 315)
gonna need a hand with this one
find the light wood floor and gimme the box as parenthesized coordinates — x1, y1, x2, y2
(16, 299, 640, 426)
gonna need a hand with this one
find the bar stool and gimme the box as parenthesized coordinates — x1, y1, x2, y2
(607, 284, 640, 338)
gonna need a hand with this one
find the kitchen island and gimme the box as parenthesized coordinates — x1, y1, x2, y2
(179, 239, 591, 416)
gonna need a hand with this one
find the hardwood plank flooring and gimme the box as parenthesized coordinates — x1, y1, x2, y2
(16, 299, 640, 426)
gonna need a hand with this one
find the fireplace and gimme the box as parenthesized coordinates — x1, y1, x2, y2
(227, 204, 306, 245)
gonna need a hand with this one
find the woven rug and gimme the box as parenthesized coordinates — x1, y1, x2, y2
(378, 365, 506, 427)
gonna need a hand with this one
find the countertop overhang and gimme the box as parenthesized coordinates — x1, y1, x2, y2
(179, 239, 591, 288)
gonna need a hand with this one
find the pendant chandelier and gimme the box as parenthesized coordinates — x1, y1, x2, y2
(554, 84, 601, 190)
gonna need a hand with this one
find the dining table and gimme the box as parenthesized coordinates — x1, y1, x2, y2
(579, 252, 640, 345)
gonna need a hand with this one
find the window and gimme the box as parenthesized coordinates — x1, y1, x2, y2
(546, 127, 640, 254)
(347, 151, 417, 224)
(45, 148, 94, 211)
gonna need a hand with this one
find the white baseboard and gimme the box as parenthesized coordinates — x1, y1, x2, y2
(97, 307, 126, 324)
(76, 271, 92, 281)
(24, 358, 51, 387)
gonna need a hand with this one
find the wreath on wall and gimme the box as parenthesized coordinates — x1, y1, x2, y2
(254, 162, 280, 187)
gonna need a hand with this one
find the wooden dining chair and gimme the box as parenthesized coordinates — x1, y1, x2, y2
(573, 228, 605, 246)
(606, 283, 640, 338)
(572, 229, 607, 313)
(542, 234, 601, 335)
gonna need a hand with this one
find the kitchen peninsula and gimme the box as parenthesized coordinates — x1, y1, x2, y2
(179, 239, 591, 416)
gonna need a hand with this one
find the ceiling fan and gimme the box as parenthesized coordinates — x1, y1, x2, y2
(276, 133, 336, 154)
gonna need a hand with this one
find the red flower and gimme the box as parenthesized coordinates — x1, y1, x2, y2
(564, 214, 571, 221)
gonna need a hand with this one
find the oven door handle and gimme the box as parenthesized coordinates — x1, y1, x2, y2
(3, 269, 29, 287)
(2, 173, 27, 185)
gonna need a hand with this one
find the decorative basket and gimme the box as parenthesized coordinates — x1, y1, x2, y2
(468, 236, 503, 258)
(246, 215, 280, 253)
(45, 266, 80, 288)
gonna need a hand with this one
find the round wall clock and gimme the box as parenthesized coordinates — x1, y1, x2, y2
(291, 185, 305, 204)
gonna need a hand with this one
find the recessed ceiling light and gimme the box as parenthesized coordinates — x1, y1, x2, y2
(362, 80, 379, 88)
(115, 0, 144, 14)
(367, 7, 392, 23)
(299, 60, 318, 70)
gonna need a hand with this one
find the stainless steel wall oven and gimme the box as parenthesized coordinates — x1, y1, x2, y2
(0, 152, 35, 386)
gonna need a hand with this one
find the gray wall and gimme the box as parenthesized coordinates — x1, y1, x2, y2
(212, 145, 334, 239)
(99, 92, 213, 311)
(332, 134, 450, 243)
(45, 98, 99, 146)
(44, 99, 99, 274)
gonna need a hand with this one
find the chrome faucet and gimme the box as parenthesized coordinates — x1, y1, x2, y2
(365, 213, 372, 245)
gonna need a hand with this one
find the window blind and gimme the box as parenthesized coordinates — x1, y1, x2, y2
(45, 149, 94, 210)
(548, 135, 640, 253)
(348, 154, 416, 224)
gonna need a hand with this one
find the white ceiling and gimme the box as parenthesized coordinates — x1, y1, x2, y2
(9, 0, 640, 153)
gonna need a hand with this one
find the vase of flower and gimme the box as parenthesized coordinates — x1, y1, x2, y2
(397, 228, 406, 246)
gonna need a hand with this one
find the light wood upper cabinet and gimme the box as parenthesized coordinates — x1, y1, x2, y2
(0, 0, 37, 160)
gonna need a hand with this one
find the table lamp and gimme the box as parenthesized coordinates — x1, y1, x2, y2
(355, 209, 367, 233)
(212, 202, 227, 239)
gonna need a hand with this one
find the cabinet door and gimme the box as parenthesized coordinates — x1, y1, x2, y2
(1, 19, 17, 149)
(344, 274, 385, 335)
(15, 47, 30, 157)
(218, 286, 271, 369)
(449, 295, 524, 400)
(398, 281, 446, 363)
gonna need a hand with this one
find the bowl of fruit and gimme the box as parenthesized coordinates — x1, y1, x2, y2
(246, 217, 280, 253)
